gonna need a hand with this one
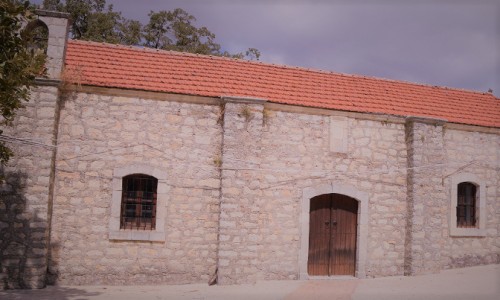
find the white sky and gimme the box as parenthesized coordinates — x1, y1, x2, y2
(37, 0, 500, 96)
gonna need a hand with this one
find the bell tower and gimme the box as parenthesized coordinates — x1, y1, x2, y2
(32, 10, 70, 79)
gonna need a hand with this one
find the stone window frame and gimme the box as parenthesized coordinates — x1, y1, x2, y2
(109, 164, 168, 242)
(449, 173, 486, 237)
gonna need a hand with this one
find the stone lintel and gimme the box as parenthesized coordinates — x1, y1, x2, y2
(109, 230, 165, 242)
(35, 78, 61, 87)
(406, 116, 447, 126)
(221, 96, 268, 104)
(35, 9, 71, 19)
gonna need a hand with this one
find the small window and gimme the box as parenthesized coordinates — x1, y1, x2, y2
(449, 173, 486, 237)
(109, 164, 166, 242)
(457, 182, 476, 228)
(120, 174, 158, 230)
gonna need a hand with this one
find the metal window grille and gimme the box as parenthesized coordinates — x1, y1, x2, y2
(120, 174, 158, 230)
(457, 182, 476, 228)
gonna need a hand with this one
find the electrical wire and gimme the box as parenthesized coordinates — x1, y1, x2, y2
(3, 135, 497, 190)
(0, 134, 55, 149)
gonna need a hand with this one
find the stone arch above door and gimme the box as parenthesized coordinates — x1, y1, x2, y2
(299, 183, 369, 279)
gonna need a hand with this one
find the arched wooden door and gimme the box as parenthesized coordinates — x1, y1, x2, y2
(308, 193, 358, 276)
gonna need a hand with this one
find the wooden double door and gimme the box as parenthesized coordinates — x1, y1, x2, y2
(308, 193, 358, 276)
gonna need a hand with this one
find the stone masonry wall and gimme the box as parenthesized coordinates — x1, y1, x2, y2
(217, 100, 266, 284)
(0, 11, 69, 290)
(5, 85, 499, 287)
(49, 92, 222, 285)
(404, 118, 446, 275)
(0, 86, 59, 289)
(217, 101, 408, 284)
(441, 129, 499, 268)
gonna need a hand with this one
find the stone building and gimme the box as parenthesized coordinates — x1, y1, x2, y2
(1, 11, 499, 289)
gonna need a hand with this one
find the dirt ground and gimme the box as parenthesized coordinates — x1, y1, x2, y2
(1, 264, 499, 300)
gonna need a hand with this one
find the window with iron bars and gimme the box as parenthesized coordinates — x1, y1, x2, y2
(457, 182, 476, 228)
(120, 174, 158, 230)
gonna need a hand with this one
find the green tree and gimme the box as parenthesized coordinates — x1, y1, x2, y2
(43, 0, 260, 59)
(117, 19, 141, 45)
(143, 9, 259, 60)
(245, 48, 261, 61)
(39, 0, 64, 12)
(82, 5, 121, 43)
(0, 0, 47, 165)
(44, 0, 105, 39)
(143, 8, 222, 55)
(42, 0, 133, 44)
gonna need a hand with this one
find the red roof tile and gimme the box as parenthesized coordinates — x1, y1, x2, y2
(65, 40, 500, 128)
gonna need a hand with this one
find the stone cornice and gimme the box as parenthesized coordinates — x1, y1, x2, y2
(221, 96, 268, 104)
(35, 78, 61, 86)
(405, 116, 448, 126)
(45, 85, 499, 134)
(35, 9, 71, 19)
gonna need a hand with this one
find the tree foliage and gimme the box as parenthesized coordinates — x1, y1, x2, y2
(143, 9, 222, 55)
(0, 0, 47, 165)
(42, 0, 260, 60)
(117, 18, 141, 45)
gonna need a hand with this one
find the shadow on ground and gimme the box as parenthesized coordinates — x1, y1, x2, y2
(0, 286, 101, 300)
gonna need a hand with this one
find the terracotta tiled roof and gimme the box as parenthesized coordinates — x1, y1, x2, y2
(65, 40, 500, 128)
